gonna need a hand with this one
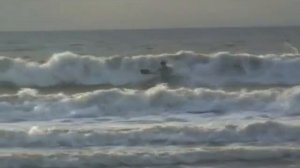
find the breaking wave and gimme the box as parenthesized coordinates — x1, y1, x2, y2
(0, 121, 298, 148)
(1, 51, 300, 87)
(0, 85, 300, 121)
(0, 146, 299, 168)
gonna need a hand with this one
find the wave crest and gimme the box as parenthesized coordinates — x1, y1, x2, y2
(0, 51, 300, 87)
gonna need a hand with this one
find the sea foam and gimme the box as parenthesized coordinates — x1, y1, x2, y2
(0, 121, 297, 148)
(0, 86, 299, 121)
(0, 51, 300, 87)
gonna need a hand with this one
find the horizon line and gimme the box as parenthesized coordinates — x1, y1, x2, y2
(0, 25, 299, 33)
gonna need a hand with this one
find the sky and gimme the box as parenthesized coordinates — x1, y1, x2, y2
(0, 0, 300, 31)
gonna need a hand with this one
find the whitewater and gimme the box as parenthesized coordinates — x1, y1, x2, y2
(0, 27, 300, 168)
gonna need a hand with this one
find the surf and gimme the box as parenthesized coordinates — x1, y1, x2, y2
(0, 51, 300, 87)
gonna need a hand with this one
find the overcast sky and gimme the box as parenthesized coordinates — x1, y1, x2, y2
(0, 0, 300, 31)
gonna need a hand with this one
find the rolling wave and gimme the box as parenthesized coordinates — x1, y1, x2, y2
(0, 51, 300, 87)
(0, 146, 298, 168)
(0, 121, 298, 148)
(0, 86, 299, 121)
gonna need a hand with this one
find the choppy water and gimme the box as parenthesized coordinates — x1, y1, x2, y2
(0, 27, 300, 168)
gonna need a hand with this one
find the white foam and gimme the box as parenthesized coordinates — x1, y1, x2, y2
(0, 121, 296, 148)
(1, 51, 300, 87)
(0, 86, 300, 121)
(0, 145, 299, 168)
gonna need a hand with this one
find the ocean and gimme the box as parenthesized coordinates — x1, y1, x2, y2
(0, 27, 299, 168)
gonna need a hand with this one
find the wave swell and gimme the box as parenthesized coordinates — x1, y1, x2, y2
(1, 51, 300, 87)
(0, 146, 299, 168)
(0, 121, 296, 148)
(0, 85, 300, 121)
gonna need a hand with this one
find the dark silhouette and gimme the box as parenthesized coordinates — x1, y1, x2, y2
(158, 60, 172, 82)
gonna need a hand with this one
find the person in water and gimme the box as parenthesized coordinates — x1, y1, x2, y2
(158, 60, 173, 82)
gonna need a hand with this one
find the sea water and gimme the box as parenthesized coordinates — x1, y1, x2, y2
(0, 27, 299, 168)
